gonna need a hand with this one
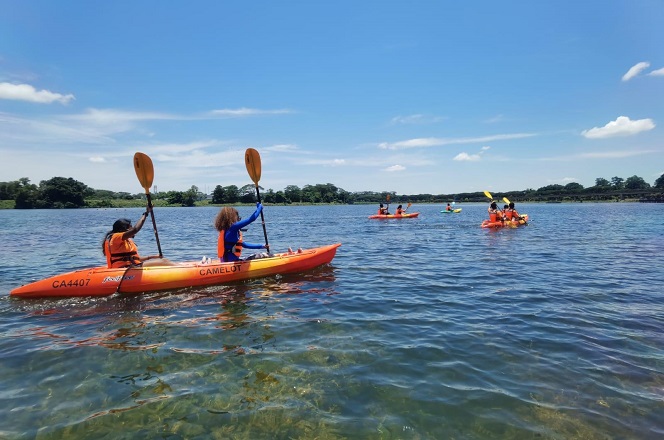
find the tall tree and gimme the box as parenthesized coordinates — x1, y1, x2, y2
(654, 173, 664, 189)
(611, 176, 625, 189)
(624, 175, 650, 190)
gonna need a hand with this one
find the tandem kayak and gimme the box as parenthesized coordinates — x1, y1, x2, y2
(368, 212, 420, 219)
(10, 243, 341, 298)
(441, 208, 462, 213)
(481, 214, 529, 228)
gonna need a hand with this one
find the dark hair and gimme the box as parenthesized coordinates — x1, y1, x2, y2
(113, 218, 132, 232)
(102, 218, 132, 256)
(509, 202, 515, 208)
(397, 204, 402, 209)
(490, 202, 497, 209)
(379, 203, 384, 207)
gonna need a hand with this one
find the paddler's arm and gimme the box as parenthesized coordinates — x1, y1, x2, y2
(121, 210, 150, 240)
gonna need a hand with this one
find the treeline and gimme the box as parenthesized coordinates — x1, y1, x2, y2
(1, 174, 663, 209)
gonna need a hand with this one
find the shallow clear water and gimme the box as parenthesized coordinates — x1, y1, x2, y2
(0, 203, 662, 439)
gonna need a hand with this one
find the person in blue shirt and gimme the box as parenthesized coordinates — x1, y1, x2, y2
(214, 203, 267, 262)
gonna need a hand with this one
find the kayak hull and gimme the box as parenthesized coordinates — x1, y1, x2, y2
(441, 208, 462, 213)
(481, 214, 529, 228)
(10, 243, 341, 298)
(368, 212, 420, 219)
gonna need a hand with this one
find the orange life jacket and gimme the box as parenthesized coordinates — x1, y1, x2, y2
(218, 230, 243, 260)
(488, 209, 503, 223)
(504, 209, 514, 220)
(105, 233, 141, 268)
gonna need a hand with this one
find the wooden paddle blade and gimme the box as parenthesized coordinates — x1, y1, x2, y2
(245, 148, 262, 185)
(134, 152, 154, 192)
(386, 194, 391, 203)
(484, 191, 493, 200)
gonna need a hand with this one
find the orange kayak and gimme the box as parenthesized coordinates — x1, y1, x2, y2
(10, 243, 341, 298)
(481, 214, 529, 228)
(368, 212, 420, 219)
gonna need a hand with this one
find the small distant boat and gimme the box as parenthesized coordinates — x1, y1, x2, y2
(368, 212, 420, 219)
(440, 208, 462, 214)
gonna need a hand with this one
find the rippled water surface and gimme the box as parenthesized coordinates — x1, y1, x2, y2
(1, 203, 662, 439)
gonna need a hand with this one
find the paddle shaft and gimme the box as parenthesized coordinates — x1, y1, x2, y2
(145, 193, 163, 257)
(254, 185, 270, 252)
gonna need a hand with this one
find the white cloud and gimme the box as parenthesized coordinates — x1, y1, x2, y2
(0, 82, 75, 104)
(481, 146, 491, 151)
(581, 116, 655, 138)
(453, 152, 481, 161)
(390, 114, 445, 125)
(561, 177, 577, 183)
(378, 133, 534, 150)
(622, 62, 650, 81)
(89, 156, 106, 163)
(540, 149, 658, 161)
(648, 67, 664, 76)
(385, 165, 405, 172)
(210, 107, 292, 117)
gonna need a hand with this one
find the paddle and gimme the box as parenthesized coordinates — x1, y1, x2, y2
(405, 202, 412, 212)
(484, 190, 493, 200)
(244, 148, 270, 253)
(133, 152, 163, 257)
(386, 194, 391, 213)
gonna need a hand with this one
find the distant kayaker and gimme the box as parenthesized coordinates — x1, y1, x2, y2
(102, 209, 175, 268)
(395, 204, 405, 215)
(446, 203, 452, 211)
(215, 202, 268, 262)
(488, 201, 504, 223)
(378, 203, 390, 215)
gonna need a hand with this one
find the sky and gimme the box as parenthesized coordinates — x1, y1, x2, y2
(1, 0, 663, 196)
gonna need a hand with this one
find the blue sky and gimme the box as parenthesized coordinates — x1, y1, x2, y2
(1, 0, 662, 195)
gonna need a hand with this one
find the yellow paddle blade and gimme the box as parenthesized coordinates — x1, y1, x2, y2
(245, 148, 262, 186)
(503, 197, 511, 205)
(134, 152, 154, 193)
(484, 191, 492, 199)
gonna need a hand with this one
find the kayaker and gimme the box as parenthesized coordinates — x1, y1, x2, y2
(504, 202, 522, 221)
(487, 201, 504, 223)
(446, 203, 452, 211)
(378, 203, 390, 215)
(215, 202, 268, 262)
(395, 204, 405, 215)
(102, 209, 175, 268)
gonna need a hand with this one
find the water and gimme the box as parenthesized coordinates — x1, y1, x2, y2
(0, 203, 662, 439)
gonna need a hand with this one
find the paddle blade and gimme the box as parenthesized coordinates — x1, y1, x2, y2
(386, 194, 391, 203)
(484, 191, 493, 200)
(134, 152, 154, 193)
(407, 202, 412, 208)
(503, 197, 511, 204)
(245, 148, 262, 186)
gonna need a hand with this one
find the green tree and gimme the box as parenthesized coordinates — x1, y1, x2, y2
(624, 175, 650, 190)
(564, 182, 584, 192)
(39, 177, 91, 208)
(224, 185, 240, 204)
(212, 185, 225, 204)
(654, 173, 664, 189)
(611, 176, 625, 189)
(284, 185, 301, 203)
(594, 177, 610, 187)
